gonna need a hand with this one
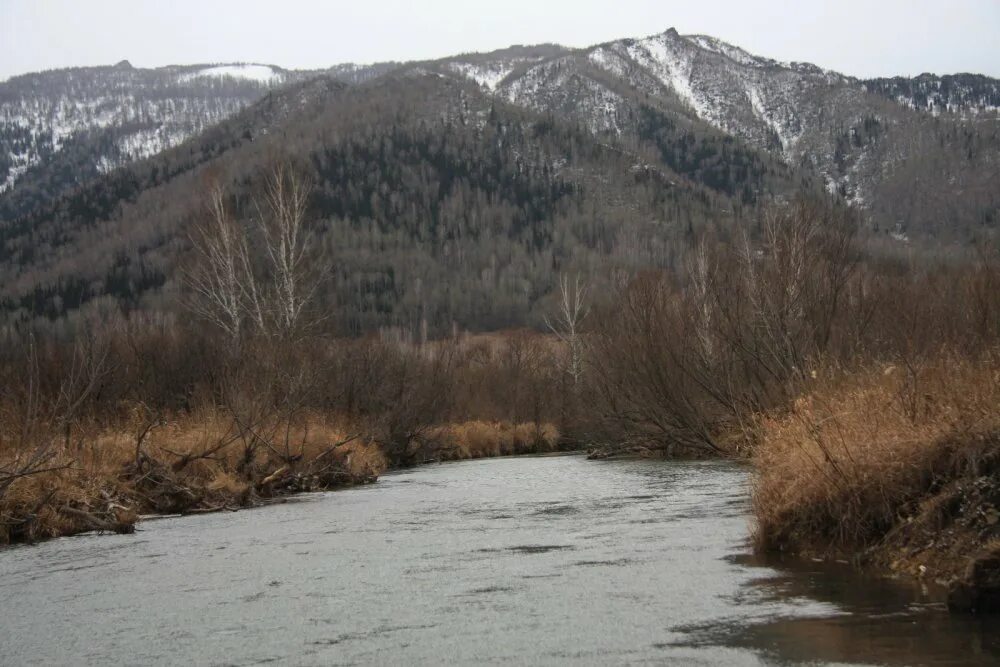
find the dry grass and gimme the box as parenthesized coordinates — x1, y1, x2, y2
(428, 421, 560, 460)
(0, 409, 387, 544)
(752, 352, 1000, 566)
(0, 464, 137, 543)
(1, 412, 560, 544)
(139, 409, 387, 479)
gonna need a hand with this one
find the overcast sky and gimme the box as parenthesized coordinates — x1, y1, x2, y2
(2, 0, 999, 81)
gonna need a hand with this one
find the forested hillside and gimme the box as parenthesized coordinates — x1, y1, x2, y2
(0, 69, 806, 335)
(449, 29, 1000, 237)
(1, 28, 998, 335)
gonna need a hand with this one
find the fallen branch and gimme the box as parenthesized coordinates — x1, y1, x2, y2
(58, 506, 133, 534)
(259, 465, 290, 487)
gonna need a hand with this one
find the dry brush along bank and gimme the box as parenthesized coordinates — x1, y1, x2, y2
(752, 355, 1000, 613)
(0, 412, 385, 544)
(0, 413, 561, 545)
(0, 318, 571, 546)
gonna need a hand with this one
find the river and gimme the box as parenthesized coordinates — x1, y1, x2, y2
(1, 455, 998, 665)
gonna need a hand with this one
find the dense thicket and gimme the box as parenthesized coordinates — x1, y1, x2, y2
(581, 198, 1000, 454)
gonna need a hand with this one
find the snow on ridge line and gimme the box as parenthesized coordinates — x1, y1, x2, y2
(179, 64, 281, 84)
(447, 62, 516, 91)
(685, 34, 767, 68)
(628, 34, 711, 121)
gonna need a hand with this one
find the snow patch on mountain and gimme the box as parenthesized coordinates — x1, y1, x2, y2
(744, 81, 799, 151)
(446, 62, 519, 91)
(487, 28, 921, 211)
(96, 125, 193, 173)
(1, 95, 126, 191)
(625, 34, 712, 121)
(502, 58, 625, 134)
(179, 64, 281, 84)
(686, 34, 773, 68)
(0, 64, 304, 193)
(587, 47, 629, 79)
(1, 164, 26, 193)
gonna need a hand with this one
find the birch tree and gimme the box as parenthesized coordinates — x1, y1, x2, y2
(254, 164, 321, 340)
(183, 165, 322, 342)
(545, 274, 589, 389)
(182, 184, 264, 342)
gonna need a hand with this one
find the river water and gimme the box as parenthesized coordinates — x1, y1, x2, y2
(1, 455, 998, 666)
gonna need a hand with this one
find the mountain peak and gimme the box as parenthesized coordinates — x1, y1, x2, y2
(113, 59, 133, 70)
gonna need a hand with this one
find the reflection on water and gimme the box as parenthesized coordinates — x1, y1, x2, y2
(677, 553, 1000, 666)
(0, 455, 996, 666)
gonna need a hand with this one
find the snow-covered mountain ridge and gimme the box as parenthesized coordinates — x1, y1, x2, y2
(435, 29, 997, 212)
(0, 60, 396, 197)
(1, 29, 996, 238)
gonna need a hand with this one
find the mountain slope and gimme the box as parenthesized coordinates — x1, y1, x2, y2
(0, 68, 808, 333)
(4, 30, 996, 238)
(1, 62, 297, 191)
(863, 73, 1000, 115)
(0, 60, 399, 219)
(437, 29, 1000, 236)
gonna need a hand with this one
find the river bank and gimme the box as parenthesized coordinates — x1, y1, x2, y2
(0, 414, 561, 545)
(2, 455, 997, 665)
(752, 355, 1000, 613)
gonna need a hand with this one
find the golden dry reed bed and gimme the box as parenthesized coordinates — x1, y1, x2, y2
(0, 410, 556, 545)
(429, 421, 560, 460)
(752, 353, 1000, 611)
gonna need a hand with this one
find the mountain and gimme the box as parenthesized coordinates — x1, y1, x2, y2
(0, 29, 997, 334)
(1, 62, 300, 193)
(434, 29, 1000, 236)
(0, 60, 399, 219)
(0, 68, 803, 334)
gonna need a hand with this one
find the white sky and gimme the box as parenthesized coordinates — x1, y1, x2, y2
(2, 0, 999, 81)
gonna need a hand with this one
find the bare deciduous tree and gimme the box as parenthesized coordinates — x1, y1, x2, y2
(0, 338, 66, 501)
(545, 274, 589, 389)
(184, 164, 324, 342)
(182, 184, 263, 342)
(738, 199, 858, 384)
(55, 326, 115, 449)
(255, 164, 323, 339)
(585, 198, 860, 455)
(0, 327, 112, 501)
(687, 238, 716, 364)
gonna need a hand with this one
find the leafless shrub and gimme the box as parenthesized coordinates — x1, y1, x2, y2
(586, 198, 860, 454)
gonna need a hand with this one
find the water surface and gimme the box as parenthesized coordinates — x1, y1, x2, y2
(1, 455, 997, 665)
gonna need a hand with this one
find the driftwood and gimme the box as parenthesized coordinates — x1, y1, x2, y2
(125, 453, 204, 513)
(259, 465, 290, 487)
(58, 506, 134, 534)
(184, 505, 239, 514)
(586, 444, 656, 460)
